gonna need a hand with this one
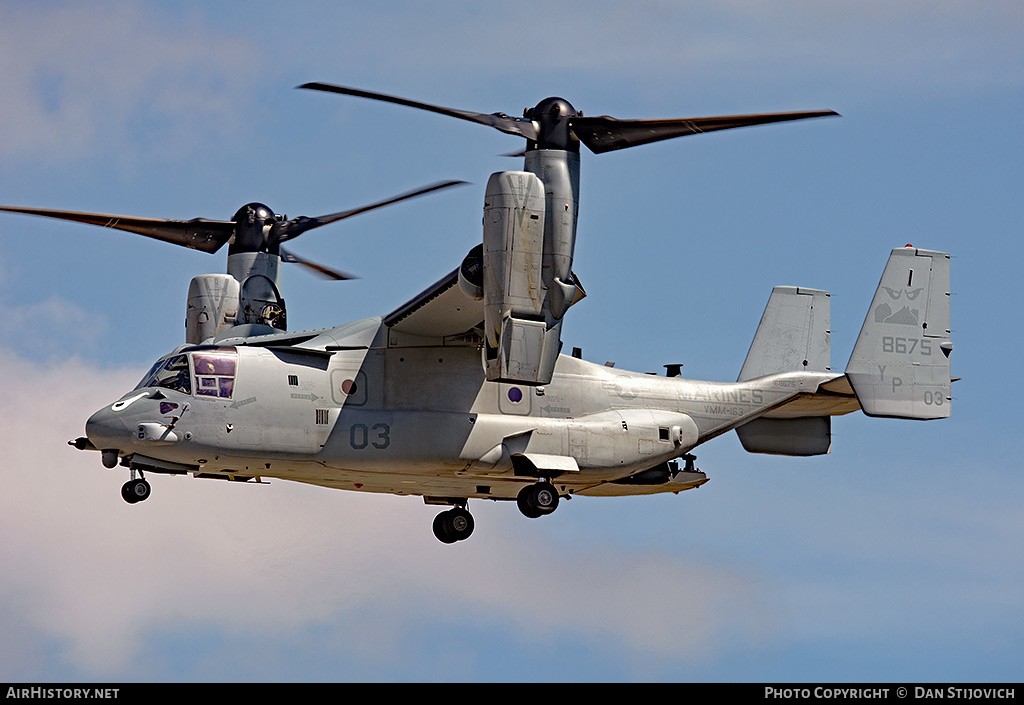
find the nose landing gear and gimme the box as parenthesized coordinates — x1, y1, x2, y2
(121, 470, 151, 504)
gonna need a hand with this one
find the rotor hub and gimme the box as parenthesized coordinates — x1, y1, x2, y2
(526, 97, 580, 152)
(525, 97, 578, 121)
(232, 202, 274, 223)
(230, 202, 277, 254)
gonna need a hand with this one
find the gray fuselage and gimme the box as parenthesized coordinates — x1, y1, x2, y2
(85, 315, 838, 502)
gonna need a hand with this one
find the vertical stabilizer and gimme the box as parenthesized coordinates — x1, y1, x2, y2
(736, 286, 832, 456)
(738, 286, 831, 381)
(845, 247, 952, 419)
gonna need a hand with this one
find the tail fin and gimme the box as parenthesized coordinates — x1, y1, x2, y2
(736, 286, 832, 456)
(738, 286, 831, 381)
(845, 247, 952, 419)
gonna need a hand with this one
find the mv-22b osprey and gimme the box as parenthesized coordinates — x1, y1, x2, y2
(1, 84, 953, 543)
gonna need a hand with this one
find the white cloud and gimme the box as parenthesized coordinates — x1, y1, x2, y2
(0, 2, 262, 166)
(2, 294, 110, 360)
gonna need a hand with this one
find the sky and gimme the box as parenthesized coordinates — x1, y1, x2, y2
(0, 0, 1021, 684)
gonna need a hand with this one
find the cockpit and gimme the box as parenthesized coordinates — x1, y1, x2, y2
(134, 347, 238, 399)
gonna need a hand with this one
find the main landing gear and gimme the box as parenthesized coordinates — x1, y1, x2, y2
(431, 481, 564, 544)
(517, 481, 559, 519)
(121, 469, 151, 504)
(432, 505, 475, 544)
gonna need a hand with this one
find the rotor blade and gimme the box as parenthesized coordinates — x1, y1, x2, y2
(298, 82, 540, 141)
(269, 179, 468, 243)
(0, 205, 235, 254)
(280, 247, 358, 281)
(570, 110, 840, 154)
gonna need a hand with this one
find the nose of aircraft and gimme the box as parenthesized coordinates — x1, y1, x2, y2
(85, 404, 130, 452)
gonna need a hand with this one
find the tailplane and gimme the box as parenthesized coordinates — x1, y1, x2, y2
(845, 246, 952, 419)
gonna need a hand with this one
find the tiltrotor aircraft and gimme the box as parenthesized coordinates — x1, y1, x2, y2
(1, 83, 953, 543)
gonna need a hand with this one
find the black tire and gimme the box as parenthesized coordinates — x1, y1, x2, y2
(122, 478, 150, 504)
(532, 483, 558, 513)
(121, 481, 138, 504)
(447, 507, 474, 540)
(517, 482, 559, 518)
(517, 491, 541, 518)
(432, 511, 458, 544)
(433, 508, 475, 543)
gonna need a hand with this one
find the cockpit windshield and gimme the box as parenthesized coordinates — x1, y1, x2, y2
(134, 354, 191, 394)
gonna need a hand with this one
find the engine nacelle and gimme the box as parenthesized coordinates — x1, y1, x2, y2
(186, 274, 239, 344)
(458, 244, 484, 301)
(228, 251, 287, 331)
(480, 171, 566, 385)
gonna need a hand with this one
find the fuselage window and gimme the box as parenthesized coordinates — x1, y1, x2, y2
(193, 352, 237, 399)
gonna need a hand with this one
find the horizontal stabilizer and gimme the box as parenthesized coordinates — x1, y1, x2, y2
(736, 417, 832, 456)
(845, 247, 952, 419)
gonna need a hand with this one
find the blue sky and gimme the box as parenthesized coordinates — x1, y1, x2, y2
(0, 0, 1021, 683)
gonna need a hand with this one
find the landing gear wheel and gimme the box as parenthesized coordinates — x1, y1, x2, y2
(432, 507, 475, 543)
(432, 511, 457, 544)
(446, 507, 474, 541)
(517, 492, 541, 518)
(517, 482, 559, 519)
(121, 478, 151, 504)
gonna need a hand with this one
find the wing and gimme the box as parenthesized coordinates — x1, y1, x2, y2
(383, 268, 484, 339)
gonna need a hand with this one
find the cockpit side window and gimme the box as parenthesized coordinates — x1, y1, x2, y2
(192, 352, 237, 399)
